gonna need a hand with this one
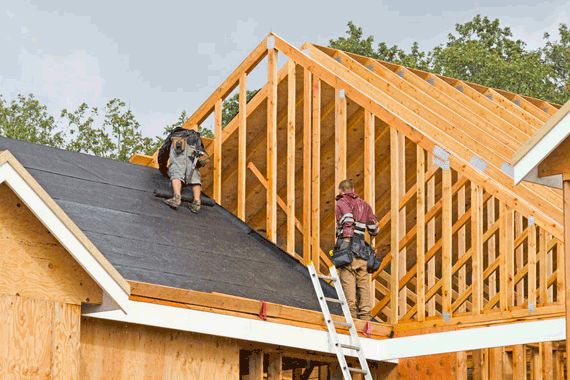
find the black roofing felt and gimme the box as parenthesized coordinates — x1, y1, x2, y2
(0, 137, 338, 312)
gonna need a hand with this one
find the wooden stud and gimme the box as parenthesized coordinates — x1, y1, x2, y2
(416, 146, 426, 322)
(442, 166, 452, 319)
(500, 202, 514, 311)
(515, 213, 525, 306)
(311, 77, 321, 267)
(539, 229, 547, 305)
(398, 133, 407, 317)
(302, 69, 312, 264)
(390, 128, 400, 323)
(529, 223, 537, 311)
(541, 341, 553, 380)
(427, 155, 436, 317)
(458, 184, 467, 313)
(213, 98, 223, 204)
(489, 347, 503, 380)
(334, 88, 347, 188)
(364, 110, 375, 311)
(512, 345, 526, 380)
(488, 197, 497, 302)
(237, 73, 247, 221)
(266, 46, 278, 243)
(268, 352, 283, 380)
(472, 183, 484, 315)
(558, 180, 570, 376)
(286, 60, 296, 255)
(249, 350, 264, 380)
(456, 351, 467, 380)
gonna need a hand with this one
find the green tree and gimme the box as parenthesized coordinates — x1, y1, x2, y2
(0, 94, 65, 147)
(329, 17, 570, 104)
(62, 103, 114, 157)
(222, 89, 259, 127)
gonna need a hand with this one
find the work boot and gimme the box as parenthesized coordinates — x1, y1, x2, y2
(189, 199, 201, 214)
(163, 194, 181, 209)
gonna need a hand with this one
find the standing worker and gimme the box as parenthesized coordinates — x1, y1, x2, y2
(333, 179, 379, 321)
(158, 127, 207, 213)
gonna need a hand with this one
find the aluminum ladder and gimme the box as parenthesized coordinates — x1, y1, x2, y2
(307, 262, 372, 380)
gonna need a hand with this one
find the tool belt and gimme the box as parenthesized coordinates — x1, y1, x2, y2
(332, 235, 380, 273)
(171, 136, 187, 155)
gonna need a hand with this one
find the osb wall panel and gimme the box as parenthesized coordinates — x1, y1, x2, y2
(0, 183, 101, 305)
(0, 294, 81, 379)
(80, 318, 240, 379)
(397, 352, 460, 380)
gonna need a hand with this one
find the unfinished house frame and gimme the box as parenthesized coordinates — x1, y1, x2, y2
(2, 32, 568, 379)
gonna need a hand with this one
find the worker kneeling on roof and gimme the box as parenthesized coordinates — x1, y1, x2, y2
(333, 179, 381, 321)
(158, 127, 208, 213)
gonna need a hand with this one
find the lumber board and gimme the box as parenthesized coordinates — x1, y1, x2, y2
(237, 73, 247, 221)
(266, 46, 278, 243)
(311, 77, 321, 266)
(286, 60, 296, 254)
(390, 128, 400, 323)
(335, 88, 347, 187)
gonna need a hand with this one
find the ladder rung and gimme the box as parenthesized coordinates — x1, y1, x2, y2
(333, 320, 352, 328)
(340, 343, 360, 351)
(324, 297, 343, 304)
(318, 274, 336, 281)
(348, 367, 368, 374)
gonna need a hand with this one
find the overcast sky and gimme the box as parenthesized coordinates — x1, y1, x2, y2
(1, 0, 569, 137)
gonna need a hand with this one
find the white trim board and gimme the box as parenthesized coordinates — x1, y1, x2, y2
(0, 161, 129, 312)
(513, 112, 570, 186)
(83, 299, 565, 362)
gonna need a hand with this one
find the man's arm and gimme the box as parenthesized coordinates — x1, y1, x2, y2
(157, 134, 171, 177)
(365, 202, 379, 236)
(336, 200, 355, 238)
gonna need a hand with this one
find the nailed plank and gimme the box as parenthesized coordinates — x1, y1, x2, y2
(471, 183, 484, 315)
(390, 128, 400, 323)
(335, 88, 347, 187)
(266, 46, 278, 243)
(416, 146, 426, 322)
(286, 60, 296, 255)
(311, 77, 321, 266)
(499, 202, 514, 310)
(250, 350, 264, 380)
(268, 352, 283, 380)
(213, 98, 223, 203)
(442, 167, 452, 318)
(512, 345, 526, 380)
(528, 223, 537, 310)
(237, 73, 247, 221)
(303, 69, 312, 263)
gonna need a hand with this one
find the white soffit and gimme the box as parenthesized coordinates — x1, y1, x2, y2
(83, 299, 565, 362)
(513, 112, 570, 185)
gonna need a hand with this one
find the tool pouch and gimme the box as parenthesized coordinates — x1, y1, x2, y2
(331, 238, 353, 268)
(172, 136, 187, 155)
(366, 252, 381, 273)
(197, 151, 210, 168)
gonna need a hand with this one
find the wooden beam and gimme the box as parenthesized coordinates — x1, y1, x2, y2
(213, 98, 223, 203)
(489, 347, 503, 380)
(390, 128, 400, 323)
(512, 345, 526, 380)
(249, 349, 264, 380)
(529, 222, 537, 311)
(541, 341, 553, 380)
(539, 229, 548, 305)
(363, 110, 375, 214)
(442, 166, 452, 319)
(561, 180, 570, 376)
(416, 146, 426, 322)
(458, 184, 467, 313)
(286, 60, 296, 255)
(237, 73, 247, 221)
(500, 202, 514, 310)
(472, 183, 484, 315)
(268, 352, 283, 380)
(334, 88, 347, 187)
(266, 46, 278, 243)
(398, 133, 408, 317)
(427, 155, 436, 317)
(311, 77, 321, 266)
(303, 69, 312, 264)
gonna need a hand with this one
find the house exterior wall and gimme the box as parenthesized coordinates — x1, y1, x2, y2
(80, 317, 240, 379)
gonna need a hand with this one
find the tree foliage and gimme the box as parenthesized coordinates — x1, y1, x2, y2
(222, 89, 259, 127)
(329, 16, 570, 104)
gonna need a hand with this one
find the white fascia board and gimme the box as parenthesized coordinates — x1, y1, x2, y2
(83, 299, 565, 361)
(513, 112, 570, 184)
(0, 162, 129, 312)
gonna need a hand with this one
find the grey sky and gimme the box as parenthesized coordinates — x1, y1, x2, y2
(1, 0, 569, 137)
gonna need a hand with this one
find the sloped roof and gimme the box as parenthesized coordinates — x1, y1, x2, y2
(0, 136, 334, 311)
